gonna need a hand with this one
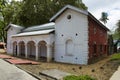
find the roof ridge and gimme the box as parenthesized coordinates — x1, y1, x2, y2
(22, 22, 55, 32)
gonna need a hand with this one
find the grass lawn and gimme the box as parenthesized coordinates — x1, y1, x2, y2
(110, 53, 120, 61)
(63, 75, 96, 80)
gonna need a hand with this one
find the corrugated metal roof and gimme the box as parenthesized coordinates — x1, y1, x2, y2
(50, 5, 88, 22)
(12, 29, 54, 37)
(22, 22, 55, 32)
(5, 24, 24, 31)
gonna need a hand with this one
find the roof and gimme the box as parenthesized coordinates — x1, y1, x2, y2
(50, 5, 88, 22)
(4, 24, 24, 31)
(88, 13, 109, 31)
(12, 29, 54, 37)
(22, 22, 55, 32)
(50, 5, 109, 31)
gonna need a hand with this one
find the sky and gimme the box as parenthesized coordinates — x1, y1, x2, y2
(82, 0, 120, 31)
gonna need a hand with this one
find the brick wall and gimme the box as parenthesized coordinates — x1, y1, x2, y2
(88, 16, 108, 63)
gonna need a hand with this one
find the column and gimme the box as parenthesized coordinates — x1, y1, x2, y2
(17, 43, 19, 56)
(47, 44, 52, 62)
(35, 43, 39, 60)
(25, 43, 28, 58)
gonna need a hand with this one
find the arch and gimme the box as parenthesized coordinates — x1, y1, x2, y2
(19, 41, 25, 57)
(38, 41, 47, 61)
(13, 41, 17, 56)
(66, 39, 74, 55)
(27, 41, 36, 58)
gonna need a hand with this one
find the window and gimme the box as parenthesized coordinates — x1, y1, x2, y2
(100, 45, 102, 52)
(93, 44, 97, 54)
(104, 45, 106, 52)
(66, 40, 73, 56)
(67, 15, 71, 20)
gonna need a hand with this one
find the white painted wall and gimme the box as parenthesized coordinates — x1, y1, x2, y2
(12, 34, 54, 45)
(11, 34, 55, 58)
(54, 9, 89, 64)
(7, 26, 23, 54)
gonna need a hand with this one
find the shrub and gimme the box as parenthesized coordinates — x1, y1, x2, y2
(63, 75, 96, 80)
(110, 53, 120, 61)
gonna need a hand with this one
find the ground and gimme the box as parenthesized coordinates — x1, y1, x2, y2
(17, 55, 120, 80)
(0, 59, 37, 80)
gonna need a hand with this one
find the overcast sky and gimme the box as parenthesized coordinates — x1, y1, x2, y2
(82, 0, 120, 31)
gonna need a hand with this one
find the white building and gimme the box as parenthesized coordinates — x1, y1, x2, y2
(5, 5, 108, 64)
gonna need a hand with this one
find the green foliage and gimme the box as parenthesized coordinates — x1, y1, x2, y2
(63, 75, 96, 80)
(116, 20, 120, 28)
(0, 0, 22, 42)
(2, 0, 23, 25)
(108, 35, 114, 54)
(0, 0, 8, 42)
(110, 53, 120, 61)
(18, 0, 88, 27)
(113, 20, 120, 39)
(112, 31, 120, 40)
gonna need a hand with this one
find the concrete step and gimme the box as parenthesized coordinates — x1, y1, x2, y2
(39, 69, 71, 80)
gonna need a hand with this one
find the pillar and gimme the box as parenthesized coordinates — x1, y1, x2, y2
(25, 43, 28, 58)
(47, 44, 52, 62)
(35, 43, 38, 60)
(17, 43, 19, 56)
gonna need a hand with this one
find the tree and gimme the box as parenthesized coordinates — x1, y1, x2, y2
(108, 35, 114, 54)
(18, 0, 87, 27)
(100, 12, 109, 24)
(112, 20, 120, 53)
(0, 0, 8, 42)
(113, 20, 120, 39)
(0, 0, 22, 42)
(116, 20, 120, 32)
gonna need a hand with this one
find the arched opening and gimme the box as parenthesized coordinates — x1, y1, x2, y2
(66, 39, 73, 56)
(38, 41, 47, 61)
(19, 41, 25, 57)
(13, 41, 17, 56)
(27, 41, 36, 58)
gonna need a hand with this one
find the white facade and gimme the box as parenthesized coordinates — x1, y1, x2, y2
(6, 23, 55, 62)
(11, 34, 55, 62)
(6, 24, 24, 54)
(5, 5, 91, 64)
(54, 9, 89, 64)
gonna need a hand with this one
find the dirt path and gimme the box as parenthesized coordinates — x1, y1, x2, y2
(17, 56, 119, 80)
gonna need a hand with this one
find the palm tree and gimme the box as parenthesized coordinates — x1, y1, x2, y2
(100, 12, 109, 24)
